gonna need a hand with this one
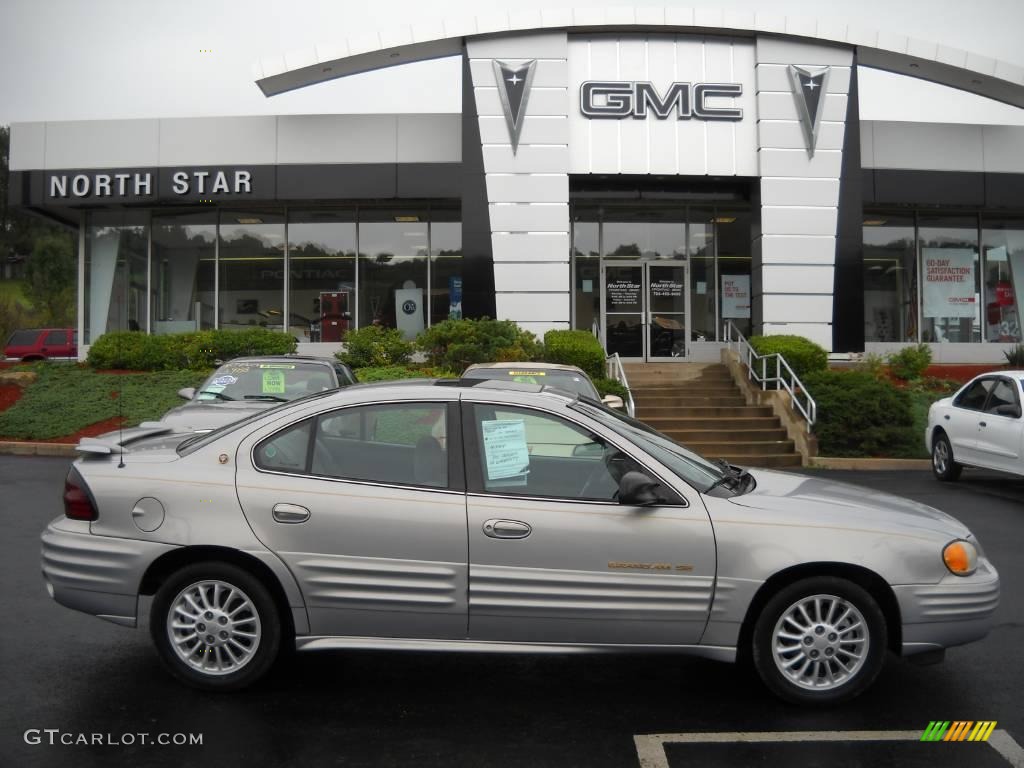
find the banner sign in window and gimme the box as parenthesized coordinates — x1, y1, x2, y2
(481, 419, 530, 483)
(721, 275, 751, 319)
(261, 369, 286, 394)
(923, 248, 976, 319)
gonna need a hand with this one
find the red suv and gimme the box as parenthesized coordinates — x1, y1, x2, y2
(4, 328, 78, 361)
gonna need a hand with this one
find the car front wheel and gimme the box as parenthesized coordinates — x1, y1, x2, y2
(150, 561, 281, 691)
(931, 433, 962, 481)
(752, 576, 887, 705)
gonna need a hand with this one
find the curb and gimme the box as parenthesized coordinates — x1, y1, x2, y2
(808, 457, 931, 471)
(0, 441, 78, 458)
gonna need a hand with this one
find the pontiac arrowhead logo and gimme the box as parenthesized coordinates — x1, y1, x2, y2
(788, 65, 831, 157)
(493, 59, 536, 154)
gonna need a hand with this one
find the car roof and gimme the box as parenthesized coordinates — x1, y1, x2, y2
(342, 377, 579, 401)
(463, 361, 588, 375)
(219, 355, 341, 365)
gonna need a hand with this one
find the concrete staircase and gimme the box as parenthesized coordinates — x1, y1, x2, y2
(625, 362, 802, 468)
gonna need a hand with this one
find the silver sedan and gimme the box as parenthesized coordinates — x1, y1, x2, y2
(42, 379, 998, 704)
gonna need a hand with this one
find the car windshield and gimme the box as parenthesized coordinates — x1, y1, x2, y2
(570, 397, 729, 493)
(196, 360, 336, 403)
(462, 367, 600, 399)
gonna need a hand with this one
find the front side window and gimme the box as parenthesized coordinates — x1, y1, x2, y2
(312, 402, 448, 488)
(44, 330, 67, 345)
(955, 379, 994, 411)
(468, 404, 659, 502)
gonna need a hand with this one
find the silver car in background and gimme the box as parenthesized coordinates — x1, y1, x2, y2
(43, 379, 998, 704)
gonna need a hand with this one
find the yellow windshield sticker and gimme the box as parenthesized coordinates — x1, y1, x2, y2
(259, 363, 296, 369)
(507, 371, 546, 377)
(262, 369, 286, 394)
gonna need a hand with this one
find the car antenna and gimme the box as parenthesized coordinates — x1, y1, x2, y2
(117, 322, 125, 469)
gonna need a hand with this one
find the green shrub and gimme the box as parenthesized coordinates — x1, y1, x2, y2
(336, 326, 414, 368)
(594, 377, 629, 400)
(88, 328, 297, 371)
(887, 343, 932, 381)
(853, 352, 887, 380)
(748, 334, 828, 380)
(1004, 344, 1024, 367)
(353, 366, 432, 383)
(804, 369, 918, 457)
(416, 318, 541, 372)
(543, 329, 605, 379)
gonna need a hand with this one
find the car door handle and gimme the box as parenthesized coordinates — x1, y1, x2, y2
(943, 415, 950, 420)
(272, 503, 310, 524)
(979, 421, 987, 428)
(482, 519, 532, 539)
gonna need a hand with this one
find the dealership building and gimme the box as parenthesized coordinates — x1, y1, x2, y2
(8, 9, 1024, 363)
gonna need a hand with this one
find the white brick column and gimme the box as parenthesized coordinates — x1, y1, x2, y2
(466, 33, 570, 337)
(753, 38, 854, 351)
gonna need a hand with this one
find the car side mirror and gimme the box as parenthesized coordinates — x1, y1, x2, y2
(994, 403, 1022, 418)
(177, 387, 196, 400)
(618, 471, 661, 506)
(602, 394, 625, 410)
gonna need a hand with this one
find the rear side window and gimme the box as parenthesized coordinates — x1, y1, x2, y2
(312, 403, 448, 488)
(254, 419, 313, 473)
(44, 330, 67, 345)
(955, 379, 994, 411)
(6, 330, 39, 347)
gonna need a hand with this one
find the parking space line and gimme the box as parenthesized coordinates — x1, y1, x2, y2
(634, 729, 1024, 768)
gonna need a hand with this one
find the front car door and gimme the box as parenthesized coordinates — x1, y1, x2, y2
(461, 396, 716, 646)
(976, 377, 1024, 473)
(235, 398, 468, 639)
(946, 377, 996, 465)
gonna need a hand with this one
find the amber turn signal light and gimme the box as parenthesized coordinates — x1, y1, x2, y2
(943, 540, 977, 576)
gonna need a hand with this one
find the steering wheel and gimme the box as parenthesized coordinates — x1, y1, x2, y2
(579, 444, 617, 499)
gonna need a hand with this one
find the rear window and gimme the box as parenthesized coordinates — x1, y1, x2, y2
(6, 330, 39, 347)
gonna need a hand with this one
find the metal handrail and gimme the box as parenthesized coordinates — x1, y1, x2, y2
(605, 352, 636, 418)
(722, 321, 817, 433)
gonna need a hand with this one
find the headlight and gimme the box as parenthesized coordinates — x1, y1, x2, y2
(943, 540, 978, 576)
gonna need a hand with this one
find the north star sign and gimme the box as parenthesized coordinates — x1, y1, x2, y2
(580, 81, 743, 120)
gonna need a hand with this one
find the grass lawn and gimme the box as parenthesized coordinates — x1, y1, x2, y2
(0, 364, 208, 440)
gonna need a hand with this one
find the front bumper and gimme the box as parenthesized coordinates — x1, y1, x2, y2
(893, 557, 1000, 655)
(41, 516, 177, 627)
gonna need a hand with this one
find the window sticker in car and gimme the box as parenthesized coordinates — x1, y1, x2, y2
(262, 369, 286, 394)
(507, 370, 546, 377)
(481, 418, 530, 485)
(222, 362, 252, 375)
(259, 363, 297, 369)
(212, 375, 237, 387)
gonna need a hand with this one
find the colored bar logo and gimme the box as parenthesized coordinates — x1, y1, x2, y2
(921, 721, 997, 742)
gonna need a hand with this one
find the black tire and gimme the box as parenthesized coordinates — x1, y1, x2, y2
(751, 576, 887, 705)
(931, 432, 963, 482)
(150, 561, 281, 692)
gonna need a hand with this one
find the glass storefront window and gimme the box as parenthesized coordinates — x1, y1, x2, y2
(603, 214, 684, 260)
(572, 216, 600, 337)
(863, 214, 916, 342)
(358, 210, 428, 338)
(982, 219, 1024, 343)
(288, 210, 356, 344)
(430, 208, 463, 324)
(218, 212, 285, 332)
(688, 209, 716, 341)
(716, 210, 752, 339)
(84, 211, 148, 344)
(151, 212, 216, 334)
(919, 215, 981, 343)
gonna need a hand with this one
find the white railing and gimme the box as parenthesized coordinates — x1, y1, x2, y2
(723, 321, 817, 432)
(605, 353, 636, 418)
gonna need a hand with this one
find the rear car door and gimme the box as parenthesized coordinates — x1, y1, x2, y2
(235, 399, 468, 639)
(462, 400, 715, 646)
(976, 377, 1024, 473)
(946, 378, 995, 464)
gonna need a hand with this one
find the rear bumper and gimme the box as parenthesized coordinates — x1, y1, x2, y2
(894, 558, 1000, 655)
(41, 517, 177, 627)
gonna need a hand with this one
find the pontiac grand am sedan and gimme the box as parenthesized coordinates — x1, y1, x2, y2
(43, 379, 998, 704)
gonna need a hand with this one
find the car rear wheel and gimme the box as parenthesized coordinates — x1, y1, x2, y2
(150, 562, 281, 691)
(751, 576, 887, 705)
(931, 433, 962, 481)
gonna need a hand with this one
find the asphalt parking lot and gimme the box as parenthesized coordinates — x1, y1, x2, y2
(1, 456, 1021, 768)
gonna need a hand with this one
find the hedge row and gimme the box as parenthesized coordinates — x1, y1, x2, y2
(87, 328, 296, 371)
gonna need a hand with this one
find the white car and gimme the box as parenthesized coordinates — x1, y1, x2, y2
(926, 371, 1024, 480)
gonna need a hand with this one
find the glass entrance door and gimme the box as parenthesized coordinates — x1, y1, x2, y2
(602, 261, 688, 361)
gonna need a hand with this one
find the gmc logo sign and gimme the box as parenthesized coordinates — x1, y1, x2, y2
(580, 81, 743, 120)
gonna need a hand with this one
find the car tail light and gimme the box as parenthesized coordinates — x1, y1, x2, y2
(64, 468, 98, 521)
